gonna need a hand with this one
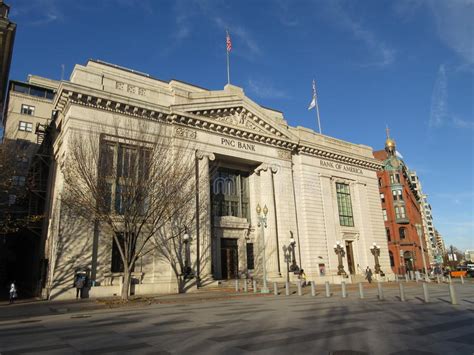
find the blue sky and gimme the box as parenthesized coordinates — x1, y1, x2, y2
(7, 0, 474, 250)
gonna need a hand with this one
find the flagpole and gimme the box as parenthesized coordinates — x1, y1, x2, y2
(226, 29, 230, 85)
(227, 49, 230, 85)
(315, 99, 322, 134)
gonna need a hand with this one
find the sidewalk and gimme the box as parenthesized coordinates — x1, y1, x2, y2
(0, 289, 267, 322)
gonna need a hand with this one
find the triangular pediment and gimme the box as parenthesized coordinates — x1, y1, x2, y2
(173, 102, 295, 141)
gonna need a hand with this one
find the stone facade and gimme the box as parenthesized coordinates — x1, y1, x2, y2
(38, 60, 392, 299)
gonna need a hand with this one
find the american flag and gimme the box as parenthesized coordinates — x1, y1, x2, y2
(226, 31, 232, 52)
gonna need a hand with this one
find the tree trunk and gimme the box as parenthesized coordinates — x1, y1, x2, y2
(121, 268, 131, 300)
(177, 275, 185, 294)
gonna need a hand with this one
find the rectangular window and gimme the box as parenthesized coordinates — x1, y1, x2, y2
(336, 183, 354, 227)
(399, 227, 406, 239)
(380, 193, 385, 203)
(392, 189, 403, 201)
(99, 141, 152, 216)
(386, 227, 391, 241)
(21, 104, 35, 115)
(382, 209, 387, 221)
(396, 174, 401, 183)
(378, 178, 382, 187)
(390, 174, 395, 184)
(211, 168, 250, 220)
(246, 243, 254, 270)
(18, 121, 33, 132)
(12, 176, 26, 186)
(395, 206, 406, 219)
(111, 232, 135, 273)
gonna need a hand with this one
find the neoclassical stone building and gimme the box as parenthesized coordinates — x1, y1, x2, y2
(40, 60, 392, 299)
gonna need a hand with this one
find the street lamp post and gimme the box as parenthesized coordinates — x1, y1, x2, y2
(256, 203, 270, 293)
(415, 223, 428, 280)
(333, 241, 347, 276)
(370, 242, 382, 274)
(283, 232, 299, 283)
(289, 232, 299, 273)
(183, 228, 192, 280)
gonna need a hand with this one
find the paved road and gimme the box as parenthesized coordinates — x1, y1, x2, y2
(0, 282, 473, 354)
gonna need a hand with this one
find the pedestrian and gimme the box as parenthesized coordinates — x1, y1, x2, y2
(9, 281, 17, 304)
(299, 269, 307, 287)
(74, 274, 85, 299)
(365, 267, 373, 284)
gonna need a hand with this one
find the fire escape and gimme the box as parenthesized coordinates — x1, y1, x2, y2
(27, 122, 53, 235)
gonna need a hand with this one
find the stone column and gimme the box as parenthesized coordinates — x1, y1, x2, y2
(195, 150, 215, 283)
(255, 164, 279, 278)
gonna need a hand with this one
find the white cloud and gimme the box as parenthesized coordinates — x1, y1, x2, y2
(429, 64, 448, 128)
(428, 0, 474, 67)
(393, 0, 474, 68)
(247, 79, 288, 99)
(429, 65, 474, 129)
(11, 0, 64, 25)
(327, 2, 396, 67)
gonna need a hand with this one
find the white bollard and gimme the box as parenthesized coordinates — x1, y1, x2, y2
(422, 282, 430, 303)
(341, 281, 347, 298)
(297, 281, 302, 296)
(311, 281, 316, 296)
(273, 282, 278, 296)
(405, 273, 409, 282)
(325, 281, 331, 298)
(235, 279, 239, 292)
(449, 283, 458, 305)
(448, 274, 452, 283)
(436, 275, 440, 284)
(244, 278, 248, 292)
(253, 280, 257, 293)
(285, 281, 290, 296)
(377, 282, 384, 300)
(358, 282, 364, 299)
(399, 282, 405, 302)
(461, 276, 464, 285)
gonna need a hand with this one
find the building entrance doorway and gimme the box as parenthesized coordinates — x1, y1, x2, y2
(345, 241, 355, 275)
(220, 238, 238, 279)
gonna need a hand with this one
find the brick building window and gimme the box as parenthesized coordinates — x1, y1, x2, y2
(380, 193, 385, 203)
(392, 189, 403, 201)
(382, 209, 387, 221)
(389, 251, 395, 267)
(336, 183, 354, 227)
(399, 227, 406, 239)
(378, 178, 382, 187)
(21, 104, 35, 115)
(395, 206, 406, 219)
(386, 228, 391, 241)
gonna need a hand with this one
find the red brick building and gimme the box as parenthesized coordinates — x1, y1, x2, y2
(373, 135, 430, 276)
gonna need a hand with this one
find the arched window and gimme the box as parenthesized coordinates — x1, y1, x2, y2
(389, 251, 395, 267)
(399, 227, 406, 239)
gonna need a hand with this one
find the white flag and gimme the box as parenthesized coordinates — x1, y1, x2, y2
(308, 79, 317, 110)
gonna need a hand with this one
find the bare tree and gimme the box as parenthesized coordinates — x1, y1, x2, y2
(61, 118, 196, 300)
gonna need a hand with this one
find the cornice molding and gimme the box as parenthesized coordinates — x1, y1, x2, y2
(55, 88, 382, 172)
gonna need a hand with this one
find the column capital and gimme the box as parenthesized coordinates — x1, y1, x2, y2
(196, 150, 215, 161)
